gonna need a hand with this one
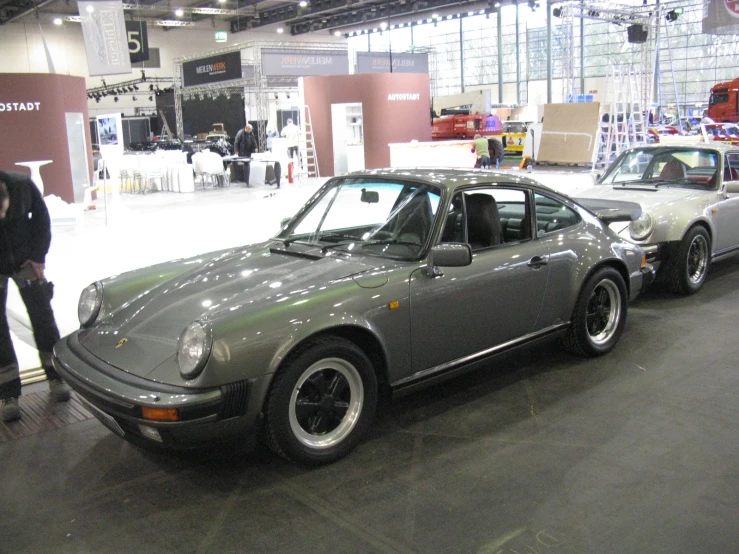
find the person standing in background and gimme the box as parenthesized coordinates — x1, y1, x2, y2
(281, 119, 300, 167)
(234, 123, 258, 187)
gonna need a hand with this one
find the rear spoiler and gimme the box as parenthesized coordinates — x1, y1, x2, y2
(577, 198, 642, 224)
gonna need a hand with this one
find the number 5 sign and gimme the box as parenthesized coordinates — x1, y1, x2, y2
(125, 21, 149, 63)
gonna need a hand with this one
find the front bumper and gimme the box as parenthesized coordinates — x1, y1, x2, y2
(53, 333, 268, 448)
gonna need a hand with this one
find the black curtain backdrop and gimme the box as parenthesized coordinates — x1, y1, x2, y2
(182, 93, 246, 139)
(154, 90, 177, 138)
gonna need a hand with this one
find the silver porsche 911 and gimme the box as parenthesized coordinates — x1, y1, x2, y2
(53, 168, 652, 465)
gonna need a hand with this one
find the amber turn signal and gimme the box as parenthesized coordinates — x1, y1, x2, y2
(641, 255, 647, 268)
(141, 406, 180, 422)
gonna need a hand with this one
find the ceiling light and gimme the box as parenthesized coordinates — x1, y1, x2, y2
(479, 9, 485, 14)
(175, 8, 184, 16)
(380, 21, 387, 30)
(53, 17, 62, 25)
(468, 10, 474, 16)
(299, 0, 308, 6)
(432, 12, 439, 19)
(494, 1, 500, 6)
(148, 96, 153, 101)
(86, 5, 94, 12)
(277, 26, 284, 33)
(114, 97, 119, 102)
(334, 30, 341, 36)
(446, 14, 452, 19)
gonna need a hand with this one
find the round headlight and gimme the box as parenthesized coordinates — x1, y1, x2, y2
(78, 282, 103, 327)
(629, 212, 654, 241)
(177, 322, 212, 380)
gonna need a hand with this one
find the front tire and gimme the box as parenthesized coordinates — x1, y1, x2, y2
(563, 266, 628, 357)
(264, 337, 378, 466)
(667, 226, 710, 295)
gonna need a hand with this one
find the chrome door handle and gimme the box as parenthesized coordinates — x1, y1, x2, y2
(527, 255, 549, 268)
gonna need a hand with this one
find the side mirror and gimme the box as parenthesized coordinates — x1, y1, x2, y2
(280, 217, 292, 229)
(724, 181, 739, 194)
(426, 243, 472, 278)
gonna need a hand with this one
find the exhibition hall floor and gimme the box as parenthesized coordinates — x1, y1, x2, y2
(2, 170, 737, 553)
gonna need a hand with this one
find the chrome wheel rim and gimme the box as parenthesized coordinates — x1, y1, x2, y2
(586, 279, 621, 345)
(289, 357, 364, 450)
(687, 234, 709, 285)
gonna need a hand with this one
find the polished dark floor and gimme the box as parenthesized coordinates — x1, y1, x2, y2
(2, 261, 739, 554)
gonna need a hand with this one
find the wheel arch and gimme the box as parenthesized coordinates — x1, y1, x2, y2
(681, 219, 713, 247)
(580, 259, 631, 299)
(275, 325, 390, 393)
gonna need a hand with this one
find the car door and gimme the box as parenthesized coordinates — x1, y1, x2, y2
(715, 152, 739, 254)
(408, 186, 550, 374)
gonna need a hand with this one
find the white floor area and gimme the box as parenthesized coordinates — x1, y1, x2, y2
(8, 167, 595, 373)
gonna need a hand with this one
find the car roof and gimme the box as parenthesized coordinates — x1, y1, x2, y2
(627, 142, 738, 153)
(341, 167, 554, 195)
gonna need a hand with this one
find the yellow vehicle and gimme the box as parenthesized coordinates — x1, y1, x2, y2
(501, 121, 531, 155)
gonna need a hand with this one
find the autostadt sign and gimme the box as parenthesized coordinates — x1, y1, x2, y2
(0, 101, 41, 112)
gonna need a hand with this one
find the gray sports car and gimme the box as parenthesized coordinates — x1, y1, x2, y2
(53, 168, 652, 465)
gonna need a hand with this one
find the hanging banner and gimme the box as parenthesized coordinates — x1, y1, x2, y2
(261, 49, 349, 77)
(77, 0, 132, 76)
(182, 51, 242, 87)
(702, 0, 739, 34)
(356, 52, 429, 74)
(125, 21, 149, 63)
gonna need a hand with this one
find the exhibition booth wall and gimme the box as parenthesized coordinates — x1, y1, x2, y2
(302, 73, 432, 176)
(0, 73, 93, 204)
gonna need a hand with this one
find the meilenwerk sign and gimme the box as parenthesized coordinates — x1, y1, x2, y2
(356, 52, 429, 74)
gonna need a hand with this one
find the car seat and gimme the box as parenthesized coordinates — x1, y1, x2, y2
(659, 158, 687, 180)
(465, 193, 501, 250)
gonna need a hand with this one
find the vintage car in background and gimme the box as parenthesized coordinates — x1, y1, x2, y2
(701, 123, 739, 145)
(575, 143, 739, 294)
(501, 120, 533, 155)
(54, 169, 651, 465)
(647, 125, 680, 143)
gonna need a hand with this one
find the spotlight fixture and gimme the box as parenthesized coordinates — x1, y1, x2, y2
(299, 0, 307, 6)
(274, 92, 279, 99)
(380, 21, 387, 30)
(114, 97, 119, 102)
(665, 8, 682, 21)
(286, 93, 291, 99)
(175, 8, 184, 16)
(553, 7, 562, 17)
(334, 30, 341, 36)
(277, 26, 284, 33)
(148, 96, 153, 101)
(132, 96, 137, 101)
(53, 17, 62, 25)
(95, 97, 100, 103)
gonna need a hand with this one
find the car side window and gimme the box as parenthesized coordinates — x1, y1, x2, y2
(726, 153, 739, 182)
(440, 188, 531, 251)
(534, 193, 582, 237)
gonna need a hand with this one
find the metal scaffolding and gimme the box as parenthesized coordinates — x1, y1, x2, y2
(172, 41, 349, 151)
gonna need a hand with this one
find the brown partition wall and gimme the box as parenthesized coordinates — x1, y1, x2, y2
(302, 73, 432, 176)
(0, 74, 93, 203)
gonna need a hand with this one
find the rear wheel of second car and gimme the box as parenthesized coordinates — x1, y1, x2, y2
(264, 337, 378, 466)
(563, 266, 628, 357)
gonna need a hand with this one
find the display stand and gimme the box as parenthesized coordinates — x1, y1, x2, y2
(15, 160, 53, 195)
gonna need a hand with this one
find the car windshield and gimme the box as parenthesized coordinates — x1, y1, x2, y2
(278, 178, 442, 260)
(598, 147, 721, 190)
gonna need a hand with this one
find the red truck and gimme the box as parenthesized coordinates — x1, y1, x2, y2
(432, 112, 502, 140)
(707, 78, 739, 123)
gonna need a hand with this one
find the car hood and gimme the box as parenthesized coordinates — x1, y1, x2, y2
(575, 184, 711, 212)
(79, 244, 385, 378)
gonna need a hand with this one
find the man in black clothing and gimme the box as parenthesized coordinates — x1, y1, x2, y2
(0, 171, 70, 422)
(234, 124, 258, 187)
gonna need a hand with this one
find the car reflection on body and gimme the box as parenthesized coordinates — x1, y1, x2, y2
(53, 168, 651, 465)
(575, 143, 739, 294)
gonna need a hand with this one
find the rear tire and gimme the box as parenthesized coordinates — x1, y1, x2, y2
(264, 337, 378, 466)
(667, 226, 710, 295)
(563, 266, 628, 357)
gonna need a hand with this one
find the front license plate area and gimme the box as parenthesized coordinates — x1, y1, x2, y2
(80, 397, 126, 437)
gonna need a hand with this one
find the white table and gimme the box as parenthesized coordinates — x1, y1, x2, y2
(15, 160, 53, 195)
